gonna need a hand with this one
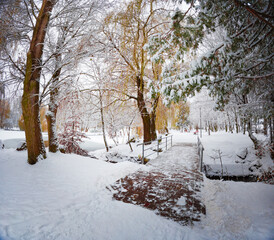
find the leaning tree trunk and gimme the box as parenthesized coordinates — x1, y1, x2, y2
(247, 120, 259, 150)
(22, 0, 56, 164)
(136, 75, 152, 143)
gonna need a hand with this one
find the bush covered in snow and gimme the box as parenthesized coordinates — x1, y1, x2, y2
(58, 118, 89, 157)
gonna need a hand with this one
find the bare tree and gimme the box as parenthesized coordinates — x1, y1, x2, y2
(42, 0, 108, 152)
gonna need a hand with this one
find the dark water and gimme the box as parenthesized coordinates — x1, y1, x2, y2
(205, 174, 257, 182)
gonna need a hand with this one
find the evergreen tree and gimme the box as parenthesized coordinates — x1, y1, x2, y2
(151, 0, 273, 149)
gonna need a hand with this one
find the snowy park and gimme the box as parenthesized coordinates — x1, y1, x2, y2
(0, 130, 273, 240)
(0, 0, 273, 240)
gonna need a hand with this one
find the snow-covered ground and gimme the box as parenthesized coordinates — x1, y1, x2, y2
(0, 129, 273, 240)
(200, 131, 273, 177)
(202, 178, 274, 240)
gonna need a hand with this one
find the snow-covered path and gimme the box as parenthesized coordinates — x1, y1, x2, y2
(109, 142, 205, 225)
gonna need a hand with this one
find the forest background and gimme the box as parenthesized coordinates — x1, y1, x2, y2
(0, 0, 273, 164)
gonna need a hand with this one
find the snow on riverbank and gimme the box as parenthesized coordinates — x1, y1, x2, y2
(199, 131, 273, 177)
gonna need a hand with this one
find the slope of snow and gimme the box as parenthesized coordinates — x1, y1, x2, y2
(0, 148, 202, 240)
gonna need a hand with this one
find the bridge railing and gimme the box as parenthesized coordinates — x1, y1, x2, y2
(137, 135, 173, 164)
(197, 136, 204, 172)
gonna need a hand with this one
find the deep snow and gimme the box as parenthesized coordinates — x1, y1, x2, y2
(0, 129, 273, 240)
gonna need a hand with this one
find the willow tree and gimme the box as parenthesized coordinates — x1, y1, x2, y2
(22, 0, 56, 164)
(103, 0, 170, 143)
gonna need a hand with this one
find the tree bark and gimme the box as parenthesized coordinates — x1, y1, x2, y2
(270, 117, 274, 159)
(150, 113, 157, 140)
(150, 96, 159, 141)
(270, 117, 273, 144)
(22, 0, 56, 164)
(136, 75, 151, 143)
(263, 118, 268, 136)
(46, 32, 65, 153)
(136, 75, 158, 143)
(226, 112, 233, 133)
(142, 115, 152, 143)
(234, 108, 239, 133)
(247, 120, 259, 150)
(99, 91, 109, 152)
(46, 71, 59, 153)
(242, 119, 246, 134)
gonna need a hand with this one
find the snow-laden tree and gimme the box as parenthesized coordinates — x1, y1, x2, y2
(79, 58, 140, 150)
(176, 101, 190, 131)
(0, 0, 33, 89)
(22, 0, 56, 164)
(188, 88, 229, 134)
(150, 0, 273, 150)
(2, 0, 110, 163)
(104, 100, 139, 147)
(57, 90, 89, 156)
(40, 0, 107, 153)
(101, 0, 175, 143)
(79, 60, 115, 152)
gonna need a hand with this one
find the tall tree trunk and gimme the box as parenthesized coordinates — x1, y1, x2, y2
(99, 91, 109, 152)
(242, 95, 248, 135)
(0, 86, 5, 128)
(46, 31, 65, 153)
(242, 119, 246, 134)
(142, 115, 151, 143)
(150, 95, 159, 141)
(150, 113, 157, 140)
(270, 117, 274, 159)
(22, 0, 56, 164)
(255, 117, 259, 134)
(226, 112, 233, 133)
(263, 118, 268, 136)
(136, 75, 152, 143)
(270, 117, 273, 144)
(234, 108, 239, 133)
(46, 73, 59, 153)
